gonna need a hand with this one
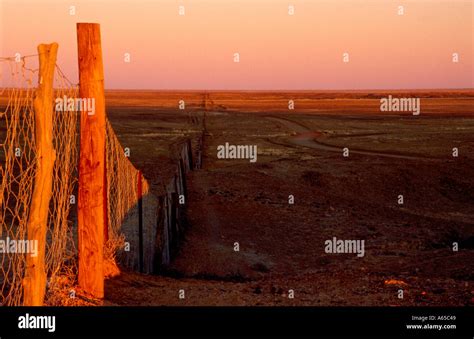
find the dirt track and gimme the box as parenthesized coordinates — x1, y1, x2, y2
(267, 116, 440, 161)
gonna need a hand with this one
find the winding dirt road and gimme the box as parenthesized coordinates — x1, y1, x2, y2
(266, 116, 439, 161)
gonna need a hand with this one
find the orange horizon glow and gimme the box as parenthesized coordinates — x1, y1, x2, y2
(0, 0, 473, 90)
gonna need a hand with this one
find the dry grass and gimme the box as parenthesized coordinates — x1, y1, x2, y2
(102, 89, 474, 115)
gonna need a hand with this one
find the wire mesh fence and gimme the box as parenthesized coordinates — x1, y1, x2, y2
(0, 51, 150, 305)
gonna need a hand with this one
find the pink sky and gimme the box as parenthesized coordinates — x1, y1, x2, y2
(0, 0, 473, 90)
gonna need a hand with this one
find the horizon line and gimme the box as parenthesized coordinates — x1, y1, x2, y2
(100, 88, 474, 92)
(1, 87, 473, 93)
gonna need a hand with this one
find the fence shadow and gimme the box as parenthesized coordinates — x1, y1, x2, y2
(112, 136, 202, 275)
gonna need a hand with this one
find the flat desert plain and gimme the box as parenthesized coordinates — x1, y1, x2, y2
(101, 90, 474, 306)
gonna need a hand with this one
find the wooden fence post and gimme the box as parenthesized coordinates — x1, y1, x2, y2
(77, 23, 106, 298)
(23, 43, 58, 306)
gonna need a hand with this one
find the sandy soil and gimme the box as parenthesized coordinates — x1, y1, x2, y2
(104, 93, 474, 306)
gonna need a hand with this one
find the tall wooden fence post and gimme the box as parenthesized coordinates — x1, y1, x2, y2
(23, 43, 58, 306)
(77, 23, 106, 298)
